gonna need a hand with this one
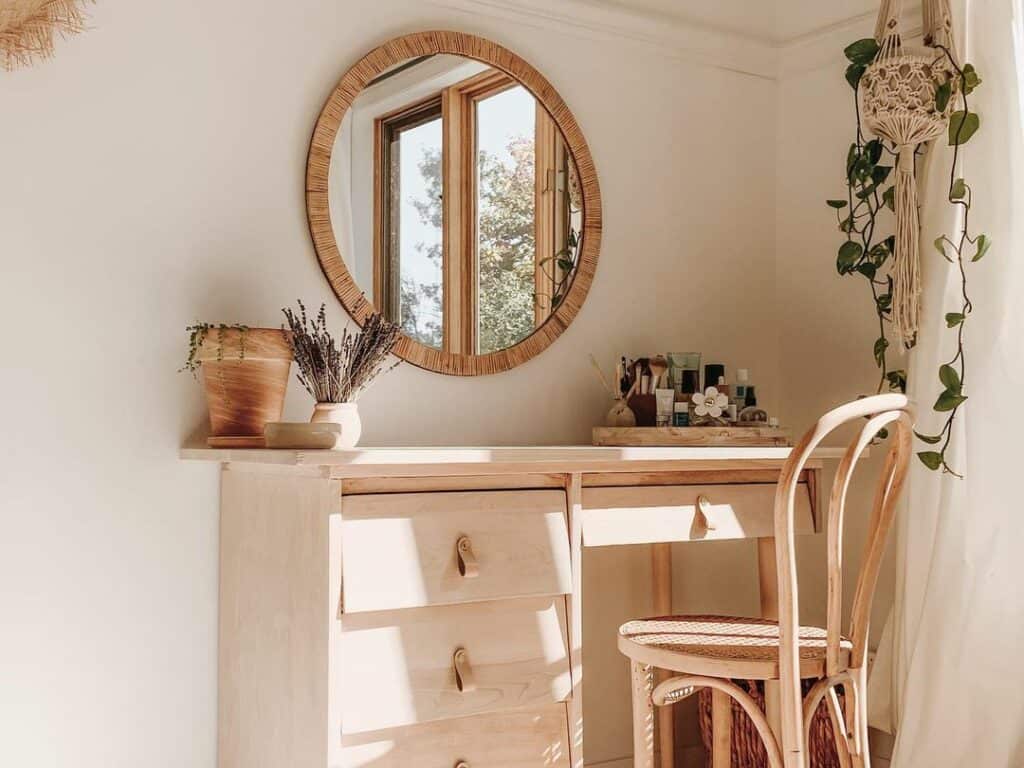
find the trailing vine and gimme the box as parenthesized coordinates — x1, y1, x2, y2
(828, 38, 985, 475)
(180, 323, 250, 377)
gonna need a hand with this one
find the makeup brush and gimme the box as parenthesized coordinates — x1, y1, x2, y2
(588, 354, 617, 398)
(649, 356, 668, 390)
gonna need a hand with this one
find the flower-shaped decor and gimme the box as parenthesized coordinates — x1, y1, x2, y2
(691, 387, 729, 419)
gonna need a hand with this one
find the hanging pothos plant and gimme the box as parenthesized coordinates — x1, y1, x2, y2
(827, 38, 985, 476)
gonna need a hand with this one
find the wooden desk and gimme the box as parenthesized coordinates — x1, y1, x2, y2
(182, 445, 841, 767)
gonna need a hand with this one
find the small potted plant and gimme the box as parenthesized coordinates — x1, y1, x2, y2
(182, 324, 294, 446)
(281, 301, 400, 448)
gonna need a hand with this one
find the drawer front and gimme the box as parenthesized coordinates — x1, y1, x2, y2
(340, 704, 570, 767)
(581, 482, 814, 546)
(340, 490, 571, 613)
(339, 597, 572, 734)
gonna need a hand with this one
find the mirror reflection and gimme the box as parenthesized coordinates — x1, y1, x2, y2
(329, 54, 582, 355)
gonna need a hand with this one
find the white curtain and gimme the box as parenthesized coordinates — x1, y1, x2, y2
(868, 1, 1024, 764)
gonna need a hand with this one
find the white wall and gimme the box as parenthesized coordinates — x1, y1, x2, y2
(775, 39, 900, 654)
(2, 2, 903, 767)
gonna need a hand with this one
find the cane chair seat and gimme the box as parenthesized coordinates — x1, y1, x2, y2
(618, 614, 852, 681)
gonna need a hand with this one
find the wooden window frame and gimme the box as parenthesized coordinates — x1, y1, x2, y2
(373, 67, 560, 354)
(372, 95, 444, 331)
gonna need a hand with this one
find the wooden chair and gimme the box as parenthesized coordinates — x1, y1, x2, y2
(618, 393, 913, 768)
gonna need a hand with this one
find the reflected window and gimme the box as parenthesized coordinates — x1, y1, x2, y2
(379, 100, 443, 348)
(374, 65, 579, 354)
(476, 85, 536, 354)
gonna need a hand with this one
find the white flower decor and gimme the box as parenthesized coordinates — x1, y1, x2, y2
(691, 386, 729, 419)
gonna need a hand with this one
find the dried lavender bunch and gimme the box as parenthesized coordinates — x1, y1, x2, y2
(282, 301, 401, 403)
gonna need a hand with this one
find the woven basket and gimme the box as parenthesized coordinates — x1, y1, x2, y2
(698, 680, 843, 767)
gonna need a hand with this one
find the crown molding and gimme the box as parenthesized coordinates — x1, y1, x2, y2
(428, 0, 779, 79)
(428, 0, 925, 81)
(777, 2, 923, 78)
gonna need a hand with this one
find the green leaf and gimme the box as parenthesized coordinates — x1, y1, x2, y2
(872, 165, 892, 185)
(846, 63, 867, 89)
(939, 364, 961, 392)
(934, 390, 968, 412)
(877, 292, 892, 311)
(935, 80, 952, 112)
(856, 182, 879, 200)
(857, 263, 877, 279)
(951, 178, 967, 200)
(844, 38, 880, 65)
(826, 199, 848, 209)
(557, 258, 574, 271)
(915, 431, 943, 445)
(962, 63, 982, 95)
(876, 427, 890, 441)
(839, 216, 854, 233)
(934, 237, 952, 262)
(874, 336, 889, 367)
(882, 186, 895, 211)
(837, 241, 863, 274)
(917, 451, 943, 470)
(973, 234, 991, 262)
(865, 139, 883, 165)
(945, 312, 965, 327)
(888, 369, 908, 392)
(948, 110, 980, 146)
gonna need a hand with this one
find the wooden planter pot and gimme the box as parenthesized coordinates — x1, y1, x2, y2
(198, 328, 292, 447)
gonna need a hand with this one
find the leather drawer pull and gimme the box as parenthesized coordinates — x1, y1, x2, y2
(696, 495, 717, 530)
(456, 535, 479, 578)
(453, 647, 476, 693)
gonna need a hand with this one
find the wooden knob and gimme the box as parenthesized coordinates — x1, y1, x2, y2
(456, 535, 479, 578)
(453, 647, 476, 693)
(696, 495, 717, 530)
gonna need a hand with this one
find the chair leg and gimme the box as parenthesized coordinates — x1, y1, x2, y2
(711, 688, 732, 768)
(845, 668, 870, 768)
(825, 688, 853, 768)
(630, 661, 655, 768)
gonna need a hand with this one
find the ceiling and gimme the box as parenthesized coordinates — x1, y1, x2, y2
(589, 0, 882, 44)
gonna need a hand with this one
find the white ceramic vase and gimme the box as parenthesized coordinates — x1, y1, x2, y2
(310, 402, 362, 449)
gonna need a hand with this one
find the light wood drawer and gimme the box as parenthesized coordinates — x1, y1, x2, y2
(580, 482, 815, 546)
(339, 596, 572, 734)
(340, 490, 571, 613)
(340, 704, 570, 767)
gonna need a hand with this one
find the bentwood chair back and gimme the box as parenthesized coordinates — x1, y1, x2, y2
(617, 393, 914, 768)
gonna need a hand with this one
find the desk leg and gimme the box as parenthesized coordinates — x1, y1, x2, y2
(651, 543, 674, 767)
(758, 537, 783, 758)
(757, 537, 779, 620)
(567, 474, 584, 768)
(711, 689, 733, 768)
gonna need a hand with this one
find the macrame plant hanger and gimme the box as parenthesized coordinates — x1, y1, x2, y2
(860, 0, 958, 347)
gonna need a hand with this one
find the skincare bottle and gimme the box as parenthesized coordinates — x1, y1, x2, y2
(716, 375, 730, 397)
(744, 384, 757, 408)
(734, 369, 750, 403)
(673, 402, 689, 427)
(704, 363, 725, 393)
(655, 388, 675, 427)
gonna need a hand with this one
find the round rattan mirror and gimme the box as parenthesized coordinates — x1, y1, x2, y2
(306, 31, 601, 375)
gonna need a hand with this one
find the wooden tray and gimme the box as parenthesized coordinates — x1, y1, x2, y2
(592, 426, 791, 447)
(264, 422, 344, 450)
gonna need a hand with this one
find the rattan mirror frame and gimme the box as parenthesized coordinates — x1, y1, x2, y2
(306, 30, 602, 376)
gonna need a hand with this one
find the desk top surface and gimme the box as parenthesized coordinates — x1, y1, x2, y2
(181, 444, 847, 477)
